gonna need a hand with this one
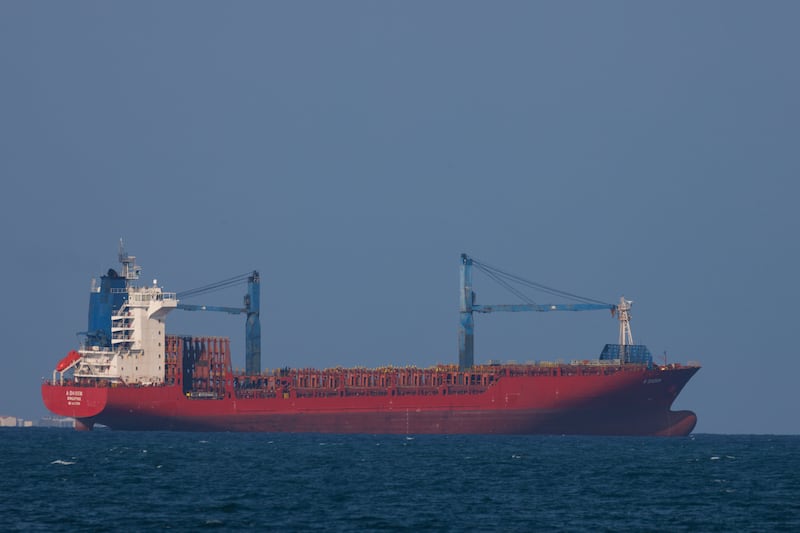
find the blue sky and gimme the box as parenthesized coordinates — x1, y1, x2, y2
(1, 2, 798, 433)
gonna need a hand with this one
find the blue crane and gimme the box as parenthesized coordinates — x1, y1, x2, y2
(459, 254, 618, 369)
(176, 271, 261, 375)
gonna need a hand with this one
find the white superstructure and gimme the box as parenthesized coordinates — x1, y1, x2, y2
(66, 247, 177, 386)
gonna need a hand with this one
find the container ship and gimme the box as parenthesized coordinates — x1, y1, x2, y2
(41, 246, 699, 435)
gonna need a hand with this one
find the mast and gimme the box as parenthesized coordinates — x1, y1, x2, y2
(617, 296, 633, 346)
(458, 254, 475, 370)
(118, 238, 142, 283)
(245, 271, 261, 375)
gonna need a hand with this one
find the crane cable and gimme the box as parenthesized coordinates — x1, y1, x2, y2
(477, 264, 538, 305)
(176, 272, 253, 300)
(471, 259, 610, 306)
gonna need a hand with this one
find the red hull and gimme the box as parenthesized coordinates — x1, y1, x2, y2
(42, 365, 698, 436)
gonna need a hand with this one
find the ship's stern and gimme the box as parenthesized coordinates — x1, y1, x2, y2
(41, 383, 108, 429)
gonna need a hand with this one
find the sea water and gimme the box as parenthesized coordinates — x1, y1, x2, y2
(1, 430, 798, 531)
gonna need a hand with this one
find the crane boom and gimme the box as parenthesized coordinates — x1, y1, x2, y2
(175, 271, 261, 375)
(473, 303, 613, 313)
(459, 254, 618, 370)
(177, 304, 245, 315)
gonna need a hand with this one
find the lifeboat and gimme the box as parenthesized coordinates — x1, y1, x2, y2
(55, 350, 82, 372)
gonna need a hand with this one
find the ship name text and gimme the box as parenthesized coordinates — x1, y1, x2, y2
(66, 390, 83, 406)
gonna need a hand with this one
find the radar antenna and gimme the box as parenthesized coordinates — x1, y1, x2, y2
(118, 238, 141, 282)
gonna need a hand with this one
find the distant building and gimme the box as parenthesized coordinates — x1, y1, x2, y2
(0, 416, 75, 428)
(38, 416, 75, 428)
